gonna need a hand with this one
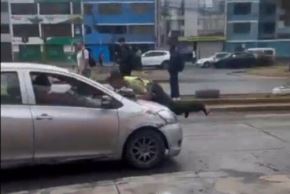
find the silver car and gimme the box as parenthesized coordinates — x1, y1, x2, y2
(1, 63, 182, 169)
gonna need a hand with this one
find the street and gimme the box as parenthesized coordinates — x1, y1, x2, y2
(160, 66, 289, 95)
(2, 111, 290, 193)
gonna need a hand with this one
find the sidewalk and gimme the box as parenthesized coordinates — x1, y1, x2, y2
(10, 171, 290, 194)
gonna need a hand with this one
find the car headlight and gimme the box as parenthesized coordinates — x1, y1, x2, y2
(158, 110, 178, 124)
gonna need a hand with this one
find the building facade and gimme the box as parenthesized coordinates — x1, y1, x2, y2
(163, 0, 225, 38)
(1, 0, 12, 62)
(8, 0, 83, 63)
(83, 0, 156, 63)
(226, 0, 290, 58)
(162, 0, 226, 58)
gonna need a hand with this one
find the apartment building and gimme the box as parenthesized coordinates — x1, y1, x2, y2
(163, 0, 226, 58)
(1, 0, 12, 62)
(9, 0, 82, 63)
(83, 0, 156, 63)
(226, 0, 290, 58)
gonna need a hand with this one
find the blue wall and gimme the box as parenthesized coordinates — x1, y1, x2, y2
(83, 0, 155, 63)
(226, 0, 290, 57)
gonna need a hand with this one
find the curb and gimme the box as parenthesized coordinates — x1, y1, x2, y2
(197, 97, 290, 105)
(209, 103, 290, 112)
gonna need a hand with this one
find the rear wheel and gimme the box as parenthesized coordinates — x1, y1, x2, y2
(124, 130, 166, 169)
(161, 61, 169, 69)
(203, 62, 211, 68)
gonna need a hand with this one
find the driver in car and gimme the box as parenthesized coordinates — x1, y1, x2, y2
(106, 70, 209, 118)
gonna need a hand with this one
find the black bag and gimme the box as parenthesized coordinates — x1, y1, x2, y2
(86, 49, 96, 67)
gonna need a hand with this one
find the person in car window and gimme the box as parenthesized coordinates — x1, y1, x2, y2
(107, 70, 209, 118)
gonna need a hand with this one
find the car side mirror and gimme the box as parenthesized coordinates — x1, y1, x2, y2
(101, 95, 114, 109)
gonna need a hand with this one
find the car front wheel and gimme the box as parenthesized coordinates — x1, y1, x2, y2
(124, 129, 166, 169)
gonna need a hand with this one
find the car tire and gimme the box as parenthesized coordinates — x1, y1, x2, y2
(124, 129, 166, 169)
(161, 61, 169, 69)
(204, 62, 211, 68)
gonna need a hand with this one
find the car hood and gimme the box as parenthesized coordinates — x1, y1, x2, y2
(136, 100, 169, 114)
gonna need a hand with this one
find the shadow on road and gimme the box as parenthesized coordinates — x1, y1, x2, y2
(1, 158, 181, 193)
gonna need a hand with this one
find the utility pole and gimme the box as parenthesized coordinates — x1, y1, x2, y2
(155, 0, 161, 48)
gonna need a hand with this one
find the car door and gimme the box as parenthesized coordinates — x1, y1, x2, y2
(1, 71, 34, 164)
(142, 51, 155, 66)
(27, 71, 120, 159)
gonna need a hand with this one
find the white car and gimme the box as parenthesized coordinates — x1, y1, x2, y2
(141, 50, 170, 69)
(272, 83, 290, 95)
(196, 52, 231, 68)
(1, 62, 182, 169)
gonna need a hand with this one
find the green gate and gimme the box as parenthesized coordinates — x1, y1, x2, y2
(19, 45, 41, 62)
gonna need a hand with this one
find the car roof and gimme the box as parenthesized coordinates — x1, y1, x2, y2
(1, 62, 70, 73)
(247, 48, 275, 51)
(146, 50, 169, 52)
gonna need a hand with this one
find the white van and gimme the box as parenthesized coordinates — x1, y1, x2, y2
(246, 48, 276, 59)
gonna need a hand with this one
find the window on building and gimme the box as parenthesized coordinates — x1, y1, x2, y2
(85, 25, 92, 34)
(233, 23, 251, 34)
(1, 2, 8, 12)
(262, 22, 275, 34)
(96, 25, 126, 34)
(11, 3, 37, 15)
(1, 24, 10, 34)
(42, 24, 72, 37)
(73, 2, 81, 14)
(84, 4, 93, 15)
(129, 26, 154, 34)
(98, 4, 122, 15)
(262, 4, 276, 15)
(40, 3, 70, 15)
(13, 24, 39, 37)
(1, 72, 22, 105)
(233, 3, 251, 15)
(74, 24, 82, 36)
(131, 3, 152, 14)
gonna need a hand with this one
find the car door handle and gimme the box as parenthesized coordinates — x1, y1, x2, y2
(36, 114, 53, 120)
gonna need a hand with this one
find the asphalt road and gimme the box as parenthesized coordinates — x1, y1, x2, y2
(161, 67, 289, 95)
(2, 111, 290, 193)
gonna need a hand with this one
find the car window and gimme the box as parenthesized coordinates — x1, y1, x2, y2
(144, 51, 166, 57)
(216, 53, 228, 59)
(30, 72, 106, 108)
(1, 72, 22, 105)
(144, 52, 156, 57)
(264, 50, 274, 55)
(154, 52, 166, 56)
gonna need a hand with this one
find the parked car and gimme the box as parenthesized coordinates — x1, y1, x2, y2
(141, 50, 170, 69)
(196, 52, 231, 68)
(246, 48, 276, 66)
(272, 83, 290, 96)
(246, 48, 276, 59)
(213, 52, 256, 69)
(1, 63, 182, 169)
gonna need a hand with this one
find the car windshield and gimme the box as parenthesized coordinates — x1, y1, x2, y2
(1, 0, 290, 193)
(215, 53, 229, 59)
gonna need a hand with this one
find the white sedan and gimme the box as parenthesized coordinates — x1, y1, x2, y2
(196, 52, 231, 68)
(141, 50, 170, 69)
(272, 83, 290, 95)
